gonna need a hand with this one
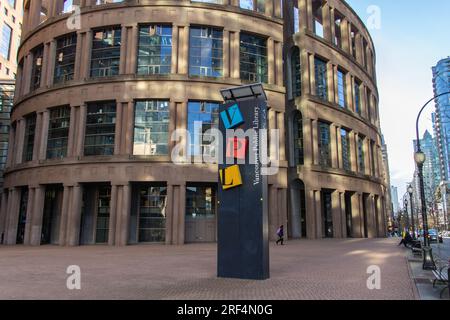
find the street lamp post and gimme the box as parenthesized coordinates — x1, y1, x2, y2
(408, 184, 416, 239)
(403, 197, 409, 232)
(414, 91, 450, 270)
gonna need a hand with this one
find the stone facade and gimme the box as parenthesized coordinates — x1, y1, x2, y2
(0, 0, 388, 246)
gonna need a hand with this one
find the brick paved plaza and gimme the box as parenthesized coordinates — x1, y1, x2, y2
(0, 238, 417, 300)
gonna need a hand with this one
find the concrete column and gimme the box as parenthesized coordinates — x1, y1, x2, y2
(278, 188, 288, 241)
(332, 190, 342, 238)
(0, 192, 8, 243)
(351, 192, 362, 238)
(364, 137, 370, 176)
(171, 24, 179, 74)
(76, 104, 87, 156)
(117, 183, 131, 246)
(168, 101, 177, 156)
(303, 118, 313, 166)
(330, 8, 336, 45)
(340, 192, 347, 237)
(326, 61, 334, 103)
(269, 110, 277, 162)
(6, 124, 15, 168)
(6, 188, 21, 245)
(22, 53, 33, 96)
(114, 102, 122, 155)
(312, 119, 319, 165)
(355, 33, 363, 65)
(165, 184, 174, 245)
(333, 65, 339, 104)
(230, 0, 239, 6)
(29, 0, 43, 31)
(231, 31, 240, 79)
(336, 126, 343, 169)
(274, 0, 282, 17)
(346, 73, 353, 111)
(366, 195, 376, 238)
(128, 25, 138, 74)
(330, 124, 338, 168)
(175, 184, 186, 245)
(39, 110, 50, 160)
(108, 185, 118, 245)
(178, 26, 189, 75)
(30, 186, 46, 246)
(306, 0, 313, 32)
(300, 50, 310, 95)
(322, 3, 332, 42)
(340, 18, 350, 54)
(275, 41, 283, 86)
(81, 31, 93, 79)
(32, 112, 43, 162)
(298, 0, 308, 31)
(305, 188, 315, 239)
(269, 185, 278, 241)
(119, 26, 128, 75)
(309, 53, 316, 96)
(74, 32, 83, 80)
(67, 105, 77, 157)
(41, 43, 50, 89)
(350, 131, 358, 172)
(59, 185, 71, 246)
(68, 185, 82, 246)
(4, 189, 12, 243)
(277, 111, 286, 161)
(265, 0, 273, 17)
(23, 187, 35, 245)
(314, 190, 322, 239)
(125, 101, 134, 155)
(267, 38, 275, 85)
(46, 40, 57, 87)
(15, 119, 26, 165)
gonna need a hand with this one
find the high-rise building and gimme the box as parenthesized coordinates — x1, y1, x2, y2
(432, 57, 450, 181)
(0, 0, 388, 246)
(391, 185, 399, 216)
(413, 130, 441, 206)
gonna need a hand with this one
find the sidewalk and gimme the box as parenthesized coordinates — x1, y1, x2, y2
(406, 247, 449, 300)
(0, 238, 417, 300)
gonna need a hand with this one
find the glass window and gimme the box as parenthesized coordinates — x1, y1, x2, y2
(293, 4, 300, 33)
(90, 27, 121, 78)
(138, 185, 167, 243)
(47, 106, 70, 159)
(8, 0, 16, 8)
(354, 80, 361, 115)
(240, 0, 254, 10)
(240, 33, 268, 83)
(315, 57, 327, 101)
(189, 26, 223, 77)
(337, 69, 346, 108)
(133, 100, 169, 156)
(96, 0, 123, 4)
(54, 33, 77, 84)
(318, 122, 331, 167)
(84, 101, 116, 156)
(31, 45, 44, 91)
(95, 186, 111, 244)
(293, 111, 304, 165)
(62, 0, 73, 13)
(187, 101, 219, 157)
(322, 190, 333, 238)
(0, 24, 12, 60)
(23, 113, 37, 162)
(291, 47, 301, 98)
(358, 135, 365, 173)
(341, 129, 351, 171)
(186, 185, 216, 219)
(137, 25, 172, 75)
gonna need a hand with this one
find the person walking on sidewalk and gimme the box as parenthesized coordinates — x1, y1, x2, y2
(276, 225, 284, 245)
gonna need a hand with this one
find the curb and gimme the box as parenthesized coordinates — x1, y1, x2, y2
(405, 251, 421, 300)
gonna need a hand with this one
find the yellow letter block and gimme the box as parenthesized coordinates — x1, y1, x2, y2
(219, 165, 243, 190)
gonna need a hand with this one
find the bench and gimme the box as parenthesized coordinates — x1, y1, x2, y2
(407, 240, 423, 256)
(432, 262, 449, 299)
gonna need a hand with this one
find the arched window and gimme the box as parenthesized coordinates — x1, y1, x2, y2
(291, 47, 301, 98)
(293, 111, 304, 165)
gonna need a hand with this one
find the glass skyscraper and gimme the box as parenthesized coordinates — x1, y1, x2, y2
(432, 57, 450, 181)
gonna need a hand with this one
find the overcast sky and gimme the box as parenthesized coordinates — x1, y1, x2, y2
(345, 0, 450, 202)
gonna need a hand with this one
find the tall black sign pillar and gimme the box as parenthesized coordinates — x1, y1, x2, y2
(217, 84, 269, 280)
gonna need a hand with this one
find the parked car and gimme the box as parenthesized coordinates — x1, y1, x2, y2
(428, 229, 438, 243)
